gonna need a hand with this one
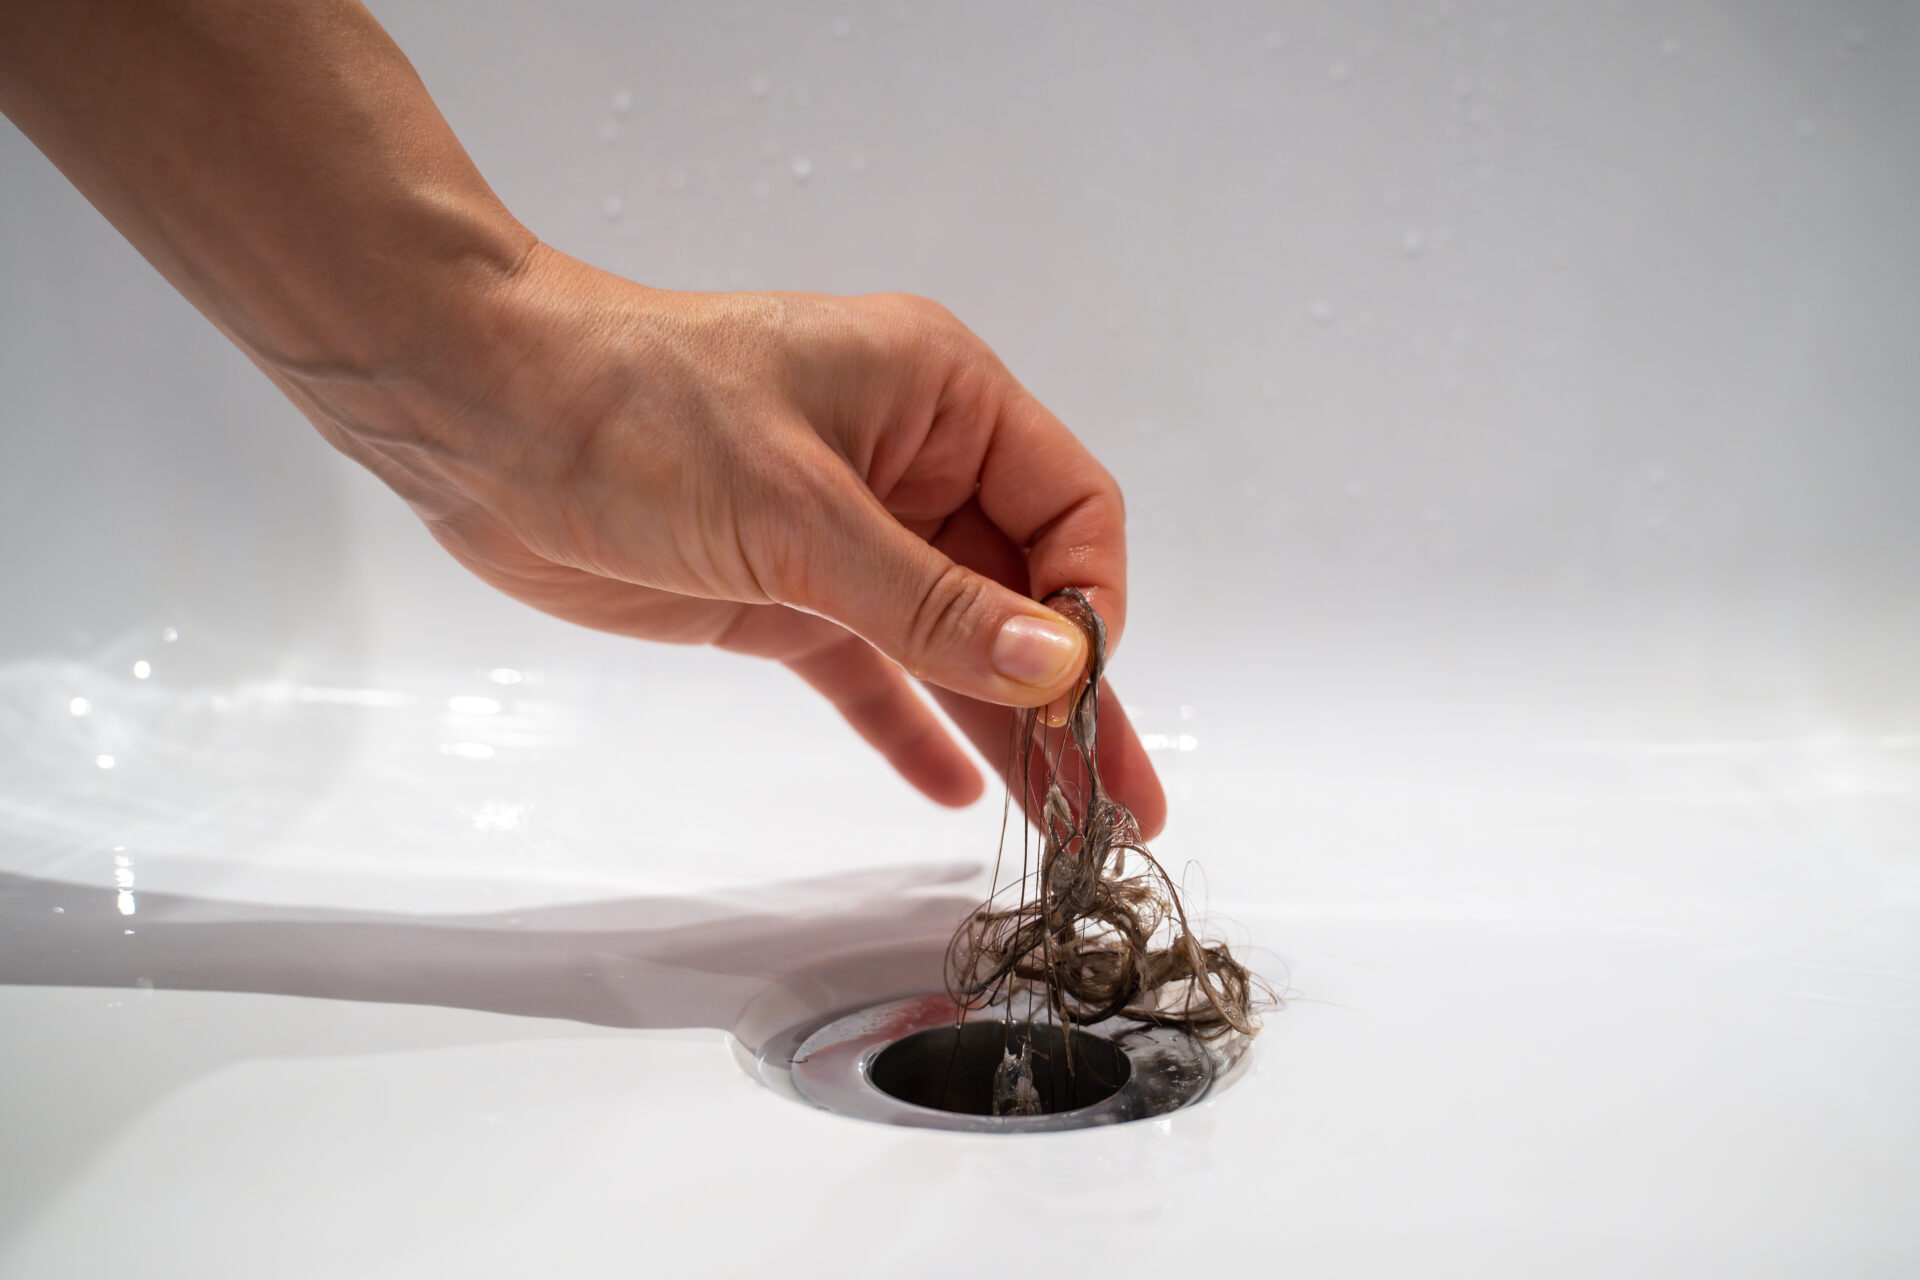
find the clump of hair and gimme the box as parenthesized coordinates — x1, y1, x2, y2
(945, 588, 1261, 1045)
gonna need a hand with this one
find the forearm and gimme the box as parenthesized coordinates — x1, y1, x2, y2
(0, 0, 534, 380)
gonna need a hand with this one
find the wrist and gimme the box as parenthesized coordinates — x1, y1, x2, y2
(278, 236, 623, 525)
(252, 189, 539, 386)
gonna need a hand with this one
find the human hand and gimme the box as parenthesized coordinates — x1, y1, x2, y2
(0, 0, 1163, 835)
(287, 246, 1168, 834)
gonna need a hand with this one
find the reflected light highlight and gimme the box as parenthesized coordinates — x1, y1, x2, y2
(447, 695, 503, 716)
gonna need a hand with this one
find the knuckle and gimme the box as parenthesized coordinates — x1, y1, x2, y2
(900, 562, 982, 678)
(895, 292, 953, 321)
(874, 292, 962, 341)
(911, 294, 958, 326)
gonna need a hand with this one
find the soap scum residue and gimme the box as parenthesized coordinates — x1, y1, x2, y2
(945, 588, 1265, 1117)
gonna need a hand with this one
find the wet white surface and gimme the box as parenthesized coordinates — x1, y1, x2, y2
(3, 1, 1916, 1275)
(1, 656, 1914, 1276)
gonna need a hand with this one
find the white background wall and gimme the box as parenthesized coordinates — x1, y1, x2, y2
(5, 2, 1915, 736)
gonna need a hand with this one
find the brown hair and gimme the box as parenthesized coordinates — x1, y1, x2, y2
(946, 588, 1262, 1041)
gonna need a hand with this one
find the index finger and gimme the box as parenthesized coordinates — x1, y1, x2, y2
(973, 386, 1130, 655)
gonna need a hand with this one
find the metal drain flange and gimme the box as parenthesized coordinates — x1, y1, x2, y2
(787, 992, 1215, 1133)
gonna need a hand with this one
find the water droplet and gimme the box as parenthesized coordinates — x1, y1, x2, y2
(1328, 60, 1351, 83)
(602, 194, 624, 220)
(1794, 116, 1816, 140)
(751, 177, 772, 200)
(1659, 36, 1682, 60)
(1647, 465, 1670, 488)
(1310, 299, 1333, 323)
(68, 696, 90, 717)
(793, 82, 812, 107)
(95, 754, 115, 770)
(1842, 24, 1866, 50)
(611, 88, 633, 116)
(596, 118, 619, 146)
(439, 741, 496, 761)
(160, 627, 179, 643)
(1452, 74, 1475, 99)
(1263, 29, 1285, 50)
(1343, 479, 1362, 502)
(52, 906, 64, 915)
(791, 155, 813, 182)
(131, 660, 150, 680)
(831, 16, 851, 38)
(667, 168, 688, 190)
(1402, 229, 1425, 256)
(759, 135, 782, 158)
(749, 74, 771, 98)
(848, 151, 869, 173)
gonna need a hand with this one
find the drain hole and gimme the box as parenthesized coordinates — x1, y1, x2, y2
(867, 1020, 1131, 1116)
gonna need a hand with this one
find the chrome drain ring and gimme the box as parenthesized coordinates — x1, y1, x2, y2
(787, 992, 1215, 1133)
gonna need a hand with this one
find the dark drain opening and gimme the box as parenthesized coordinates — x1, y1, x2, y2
(867, 1020, 1132, 1116)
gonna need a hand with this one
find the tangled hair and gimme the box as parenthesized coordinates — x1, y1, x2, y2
(945, 588, 1261, 1043)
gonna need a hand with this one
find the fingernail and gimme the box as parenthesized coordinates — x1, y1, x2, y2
(992, 615, 1084, 688)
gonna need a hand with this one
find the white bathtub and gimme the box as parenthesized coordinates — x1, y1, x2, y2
(3, 2, 1916, 1275)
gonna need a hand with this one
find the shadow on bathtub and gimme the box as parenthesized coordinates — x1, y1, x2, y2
(0, 862, 975, 1047)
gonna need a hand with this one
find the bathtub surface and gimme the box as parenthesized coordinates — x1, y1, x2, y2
(2, 651, 1914, 1277)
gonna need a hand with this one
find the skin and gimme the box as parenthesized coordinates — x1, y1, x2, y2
(0, 0, 1167, 836)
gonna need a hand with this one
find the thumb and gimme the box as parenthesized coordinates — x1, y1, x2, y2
(776, 488, 1088, 707)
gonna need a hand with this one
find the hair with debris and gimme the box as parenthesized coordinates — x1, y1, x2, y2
(946, 587, 1263, 1049)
